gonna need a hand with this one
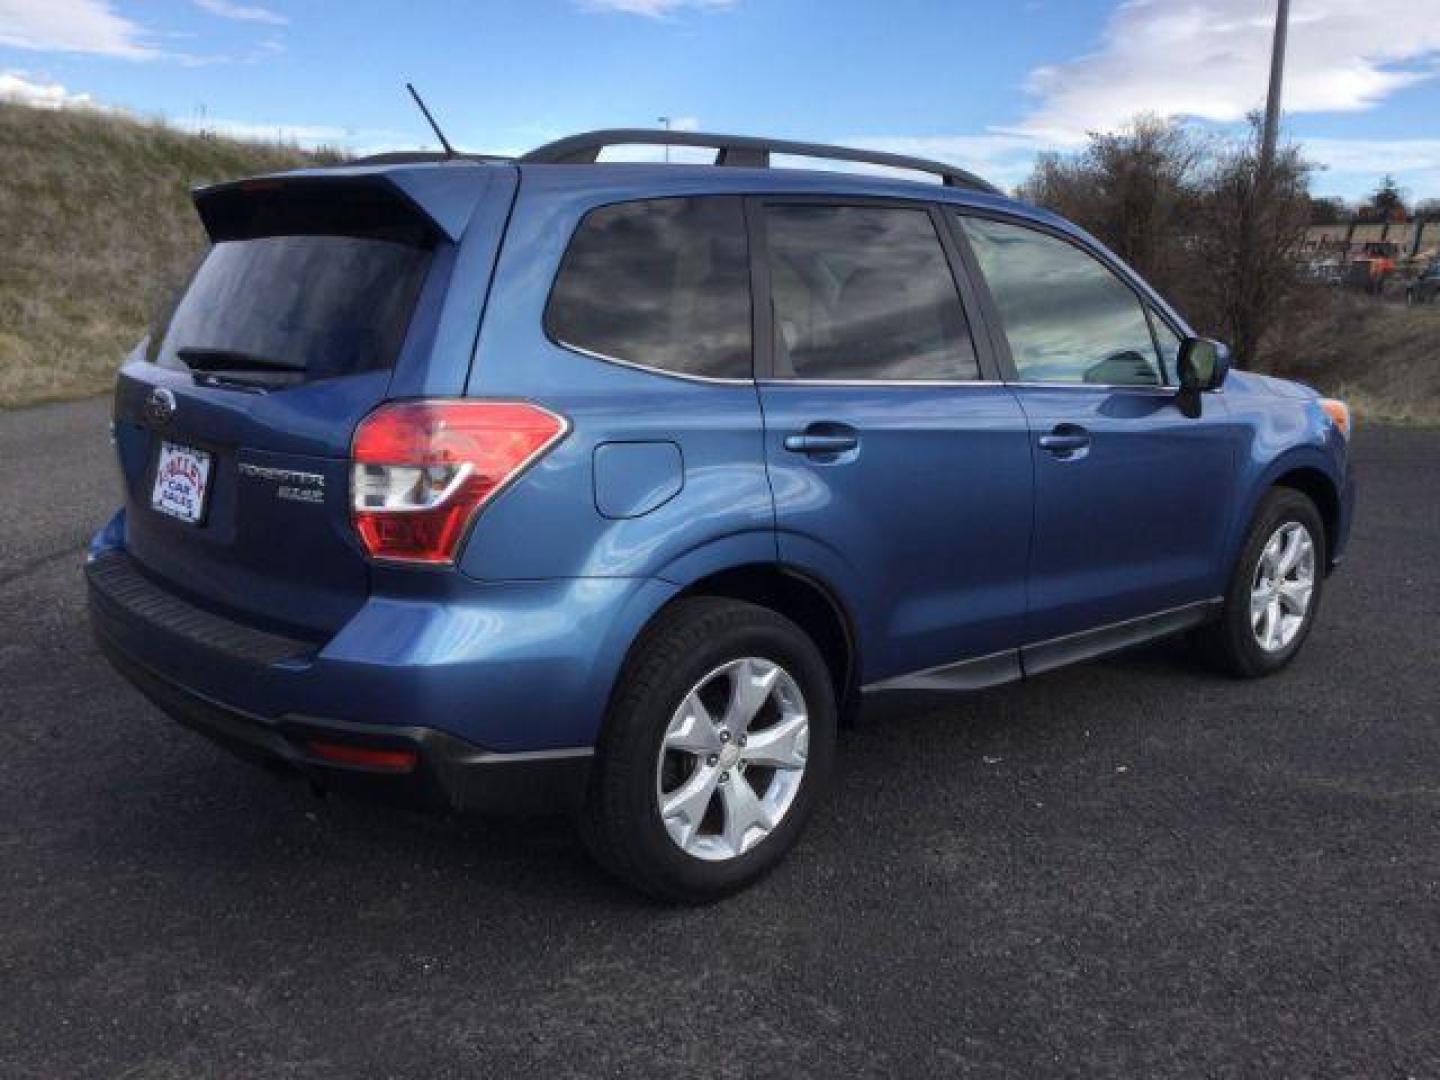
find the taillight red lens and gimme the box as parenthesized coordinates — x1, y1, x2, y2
(350, 400, 567, 564)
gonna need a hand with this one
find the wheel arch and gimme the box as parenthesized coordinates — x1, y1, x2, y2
(671, 563, 860, 718)
(619, 535, 862, 725)
(1270, 465, 1342, 572)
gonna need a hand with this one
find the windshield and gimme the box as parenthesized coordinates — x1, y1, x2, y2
(151, 234, 432, 381)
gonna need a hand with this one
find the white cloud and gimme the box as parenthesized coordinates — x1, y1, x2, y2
(0, 0, 157, 59)
(1303, 138, 1440, 176)
(852, 1, 1440, 198)
(0, 70, 96, 108)
(1014, 0, 1440, 144)
(578, 0, 737, 17)
(192, 0, 288, 26)
(1302, 137, 1440, 198)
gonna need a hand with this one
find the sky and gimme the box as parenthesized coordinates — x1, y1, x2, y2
(1, 0, 1438, 201)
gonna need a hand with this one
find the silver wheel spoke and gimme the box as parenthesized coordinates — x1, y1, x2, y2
(1277, 527, 1309, 576)
(723, 658, 781, 735)
(1262, 535, 1284, 577)
(720, 772, 773, 855)
(1265, 597, 1283, 649)
(663, 692, 723, 755)
(660, 765, 720, 848)
(740, 713, 809, 770)
(1277, 580, 1312, 615)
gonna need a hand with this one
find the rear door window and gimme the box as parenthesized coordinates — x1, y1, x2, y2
(151, 235, 432, 384)
(761, 204, 979, 381)
(545, 196, 752, 380)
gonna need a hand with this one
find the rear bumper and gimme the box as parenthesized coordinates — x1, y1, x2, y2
(91, 608, 592, 814)
(86, 510, 676, 755)
(82, 510, 680, 813)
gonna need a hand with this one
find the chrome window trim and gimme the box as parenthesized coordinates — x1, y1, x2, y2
(1005, 381, 1226, 394)
(1005, 381, 1176, 393)
(757, 378, 1005, 389)
(552, 338, 755, 386)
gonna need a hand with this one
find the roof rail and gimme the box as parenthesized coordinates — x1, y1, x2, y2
(519, 129, 1000, 195)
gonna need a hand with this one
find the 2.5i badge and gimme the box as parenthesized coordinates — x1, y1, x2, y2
(151, 441, 213, 524)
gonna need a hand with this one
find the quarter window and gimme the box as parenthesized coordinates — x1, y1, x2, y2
(763, 204, 979, 381)
(546, 197, 751, 379)
(958, 216, 1164, 387)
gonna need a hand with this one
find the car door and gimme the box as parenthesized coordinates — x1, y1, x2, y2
(951, 211, 1238, 659)
(752, 198, 1034, 687)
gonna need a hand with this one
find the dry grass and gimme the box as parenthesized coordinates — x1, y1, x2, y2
(1255, 289, 1440, 426)
(0, 102, 332, 408)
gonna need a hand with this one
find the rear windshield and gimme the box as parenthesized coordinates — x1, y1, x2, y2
(150, 234, 432, 381)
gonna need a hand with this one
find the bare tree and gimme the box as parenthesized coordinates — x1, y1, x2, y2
(1018, 114, 1312, 367)
(1190, 119, 1312, 366)
(1017, 115, 1203, 293)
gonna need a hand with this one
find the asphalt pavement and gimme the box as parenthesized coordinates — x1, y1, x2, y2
(1, 396, 1438, 1078)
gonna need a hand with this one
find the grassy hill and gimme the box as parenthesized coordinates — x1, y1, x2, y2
(0, 102, 331, 407)
(1261, 291, 1440, 426)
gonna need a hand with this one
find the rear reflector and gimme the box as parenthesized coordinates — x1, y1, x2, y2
(307, 740, 418, 772)
(350, 400, 567, 565)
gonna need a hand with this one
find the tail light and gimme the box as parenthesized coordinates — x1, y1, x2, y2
(350, 400, 567, 565)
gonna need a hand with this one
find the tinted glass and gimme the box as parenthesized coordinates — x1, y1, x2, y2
(764, 204, 978, 381)
(546, 197, 751, 379)
(959, 216, 1163, 387)
(153, 235, 431, 381)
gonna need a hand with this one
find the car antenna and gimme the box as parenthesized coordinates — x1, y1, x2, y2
(406, 82, 456, 159)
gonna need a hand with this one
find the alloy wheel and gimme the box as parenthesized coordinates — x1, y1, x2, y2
(1250, 521, 1317, 652)
(655, 657, 810, 862)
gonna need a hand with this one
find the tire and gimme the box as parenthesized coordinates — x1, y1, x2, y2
(580, 597, 836, 903)
(1198, 487, 1327, 678)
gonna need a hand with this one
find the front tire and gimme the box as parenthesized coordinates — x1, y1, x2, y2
(1200, 488, 1326, 678)
(581, 597, 837, 903)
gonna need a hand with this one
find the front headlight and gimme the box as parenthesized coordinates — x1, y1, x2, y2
(1319, 398, 1352, 440)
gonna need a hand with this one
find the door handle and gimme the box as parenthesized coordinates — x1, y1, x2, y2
(784, 427, 859, 456)
(1038, 426, 1091, 458)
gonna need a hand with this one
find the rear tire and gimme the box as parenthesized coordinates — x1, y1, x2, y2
(1198, 488, 1326, 678)
(581, 597, 836, 903)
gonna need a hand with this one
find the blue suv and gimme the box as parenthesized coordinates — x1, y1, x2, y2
(87, 130, 1355, 901)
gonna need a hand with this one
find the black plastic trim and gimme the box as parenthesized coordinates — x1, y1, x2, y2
(91, 623, 592, 816)
(87, 551, 313, 666)
(863, 599, 1222, 694)
(1020, 599, 1220, 677)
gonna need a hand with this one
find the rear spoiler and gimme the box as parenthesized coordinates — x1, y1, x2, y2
(192, 164, 501, 244)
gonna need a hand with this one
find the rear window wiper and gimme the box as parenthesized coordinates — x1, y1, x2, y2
(176, 346, 305, 373)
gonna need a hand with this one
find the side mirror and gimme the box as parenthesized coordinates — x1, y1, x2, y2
(1176, 338, 1230, 417)
(1177, 338, 1230, 391)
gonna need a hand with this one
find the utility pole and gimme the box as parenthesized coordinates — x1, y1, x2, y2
(1260, 0, 1290, 168)
(657, 115, 672, 162)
